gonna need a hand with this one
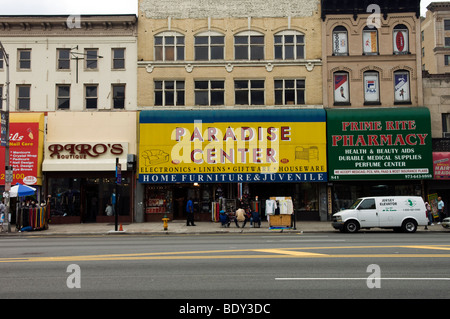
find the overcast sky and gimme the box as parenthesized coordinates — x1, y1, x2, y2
(0, 0, 445, 16)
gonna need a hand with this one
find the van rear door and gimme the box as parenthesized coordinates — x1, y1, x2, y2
(357, 198, 379, 228)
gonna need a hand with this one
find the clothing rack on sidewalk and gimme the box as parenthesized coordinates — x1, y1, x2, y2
(16, 206, 48, 231)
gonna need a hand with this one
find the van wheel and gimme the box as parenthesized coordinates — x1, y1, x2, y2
(344, 220, 359, 233)
(401, 219, 417, 233)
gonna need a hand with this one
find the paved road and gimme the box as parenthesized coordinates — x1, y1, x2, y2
(0, 232, 449, 301)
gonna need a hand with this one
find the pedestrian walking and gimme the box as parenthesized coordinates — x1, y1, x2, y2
(437, 197, 445, 224)
(186, 198, 196, 226)
(425, 201, 434, 225)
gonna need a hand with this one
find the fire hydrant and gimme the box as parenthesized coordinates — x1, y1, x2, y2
(162, 214, 170, 231)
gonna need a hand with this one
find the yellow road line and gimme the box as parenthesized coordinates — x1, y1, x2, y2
(1, 245, 450, 263)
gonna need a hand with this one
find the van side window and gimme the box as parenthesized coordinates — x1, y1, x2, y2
(358, 199, 376, 210)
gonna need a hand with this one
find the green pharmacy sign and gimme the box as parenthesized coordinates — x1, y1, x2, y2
(327, 107, 433, 181)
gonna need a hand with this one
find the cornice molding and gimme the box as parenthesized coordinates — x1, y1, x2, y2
(0, 15, 137, 37)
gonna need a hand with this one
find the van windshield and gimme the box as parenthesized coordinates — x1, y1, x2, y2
(349, 199, 363, 209)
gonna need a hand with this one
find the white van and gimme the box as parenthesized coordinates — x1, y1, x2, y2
(332, 196, 428, 233)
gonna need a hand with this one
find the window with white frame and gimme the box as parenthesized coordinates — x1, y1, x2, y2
(363, 27, 378, 55)
(333, 72, 350, 105)
(194, 80, 225, 106)
(194, 32, 225, 61)
(274, 30, 305, 60)
(112, 48, 125, 69)
(57, 49, 71, 70)
(18, 49, 31, 70)
(56, 84, 70, 109)
(363, 71, 380, 104)
(154, 80, 185, 106)
(85, 49, 99, 70)
(332, 26, 348, 55)
(394, 70, 411, 103)
(17, 85, 31, 110)
(234, 80, 264, 105)
(0, 50, 4, 69)
(274, 79, 305, 105)
(155, 32, 185, 61)
(393, 24, 409, 54)
(112, 84, 126, 109)
(85, 84, 98, 109)
(234, 31, 264, 60)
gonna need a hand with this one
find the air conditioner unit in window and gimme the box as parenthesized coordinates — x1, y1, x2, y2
(443, 132, 450, 138)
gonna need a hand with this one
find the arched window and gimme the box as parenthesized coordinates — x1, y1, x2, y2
(363, 26, 378, 55)
(394, 70, 411, 103)
(393, 24, 409, 54)
(332, 26, 348, 56)
(194, 31, 225, 61)
(274, 30, 305, 60)
(333, 71, 350, 105)
(234, 31, 264, 60)
(154, 31, 185, 61)
(363, 71, 380, 104)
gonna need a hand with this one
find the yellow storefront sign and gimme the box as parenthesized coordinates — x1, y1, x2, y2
(139, 110, 327, 183)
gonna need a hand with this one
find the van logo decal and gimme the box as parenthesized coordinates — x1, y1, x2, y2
(405, 199, 417, 207)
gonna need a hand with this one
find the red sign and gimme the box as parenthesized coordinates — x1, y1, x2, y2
(433, 152, 450, 180)
(0, 122, 39, 185)
(396, 32, 405, 52)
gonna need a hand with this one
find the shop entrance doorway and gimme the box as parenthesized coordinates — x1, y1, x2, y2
(82, 185, 100, 223)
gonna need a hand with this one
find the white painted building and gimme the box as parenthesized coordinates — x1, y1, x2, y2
(0, 15, 137, 112)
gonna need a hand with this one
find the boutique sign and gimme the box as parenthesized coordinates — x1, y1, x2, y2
(43, 142, 128, 172)
(139, 109, 327, 183)
(327, 108, 433, 181)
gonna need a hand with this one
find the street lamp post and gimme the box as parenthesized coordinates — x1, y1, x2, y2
(0, 41, 11, 233)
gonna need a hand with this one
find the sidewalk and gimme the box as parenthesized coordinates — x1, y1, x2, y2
(1, 220, 448, 236)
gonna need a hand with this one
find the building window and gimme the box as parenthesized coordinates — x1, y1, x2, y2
(155, 32, 185, 61)
(445, 55, 450, 66)
(85, 49, 99, 70)
(445, 20, 450, 31)
(333, 72, 350, 105)
(194, 32, 225, 61)
(393, 25, 409, 54)
(443, 113, 450, 137)
(18, 49, 31, 70)
(56, 85, 70, 109)
(0, 85, 3, 109)
(85, 85, 98, 109)
(0, 50, 4, 69)
(332, 26, 348, 56)
(112, 48, 125, 69)
(234, 80, 264, 105)
(194, 80, 225, 106)
(394, 70, 411, 104)
(17, 85, 31, 110)
(274, 30, 305, 60)
(112, 84, 126, 109)
(57, 49, 71, 70)
(274, 79, 305, 105)
(363, 27, 378, 55)
(446, 37, 450, 47)
(154, 80, 185, 106)
(234, 31, 264, 60)
(363, 71, 380, 104)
